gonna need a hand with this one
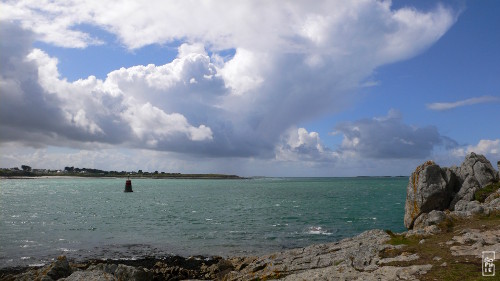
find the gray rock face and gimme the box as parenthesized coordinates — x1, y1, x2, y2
(12, 256, 73, 281)
(454, 200, 484, 215)
(225, 229, 434, 281)
(450, 228, 500, 258)
(60, 270, 116, 281)
(114, 264, 152, 281)
(87, 263, 118, 275)
(450, 152, 498, 209)
(404, 161, 454, 229)
(45, 256, 73, 280)
(405, 153, 499, 230)
(11, 258, 153, 281)
(413, 210, 446, 230)
(279, 264, 433, 281)
(59, 265, 152, 281)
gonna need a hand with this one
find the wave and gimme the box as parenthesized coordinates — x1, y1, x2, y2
(306, 226, 332, 235)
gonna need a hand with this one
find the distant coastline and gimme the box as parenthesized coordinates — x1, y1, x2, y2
(0, 166, 243, 179)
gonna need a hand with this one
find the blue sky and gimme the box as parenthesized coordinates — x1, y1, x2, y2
(0, 0, 499, 176)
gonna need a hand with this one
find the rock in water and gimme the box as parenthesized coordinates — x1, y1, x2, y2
(404, 161, 454, 229)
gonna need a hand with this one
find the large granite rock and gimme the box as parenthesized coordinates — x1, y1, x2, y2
(405, 153, 499, 230)
(404, 161, 454, 229)
(412, 210, 446, 230)
(449, 152, 498, 209)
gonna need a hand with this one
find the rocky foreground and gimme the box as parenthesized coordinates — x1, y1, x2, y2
(1, 153, 499, 281)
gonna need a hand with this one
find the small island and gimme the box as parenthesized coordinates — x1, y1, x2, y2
(0, 165, 243, 179)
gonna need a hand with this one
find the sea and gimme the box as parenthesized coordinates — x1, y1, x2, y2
(0, 177, 408, 268)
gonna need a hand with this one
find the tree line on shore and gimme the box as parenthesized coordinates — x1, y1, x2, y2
(0, 165, 241, 179)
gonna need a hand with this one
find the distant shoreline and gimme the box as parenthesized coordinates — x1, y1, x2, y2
(0, 174, 246, 180)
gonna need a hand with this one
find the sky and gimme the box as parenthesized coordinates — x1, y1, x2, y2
(0, 0, 499, 177)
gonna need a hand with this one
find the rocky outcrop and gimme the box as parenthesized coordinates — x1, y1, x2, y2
(1, 256, 232, 281)
(59, 270, 115, 281)
(405, 153, 499, 230)
(9, 256, 73, 281)
(412, 210, 446, 230)
(1, 230, 435, 281)
(449, 153, 498, 208)
(403, 161, 456, 229)
(224, 229, 432, 281)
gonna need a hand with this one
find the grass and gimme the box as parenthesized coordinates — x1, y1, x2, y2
(474, 181, 500, 202)
(382, 211, 500, 281)
(436, 215, 455, 232)
(385, 230, 420, 246)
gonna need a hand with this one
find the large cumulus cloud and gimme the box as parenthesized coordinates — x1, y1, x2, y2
(0, 1, 458, 161)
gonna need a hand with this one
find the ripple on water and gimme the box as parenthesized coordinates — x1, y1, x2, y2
(0, 177, 407, 268)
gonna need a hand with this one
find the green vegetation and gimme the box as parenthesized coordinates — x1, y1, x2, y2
(384, 230, 419, 246)
(474, 181, 500, 202)
(0, 165, 243, 179)
(436, 215, 455, 232)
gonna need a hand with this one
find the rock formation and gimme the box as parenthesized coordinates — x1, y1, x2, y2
(405, 152, 499, 230)
(403, 161, 456, 229)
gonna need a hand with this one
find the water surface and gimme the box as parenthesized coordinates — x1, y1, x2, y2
(0, 177, 407, 268)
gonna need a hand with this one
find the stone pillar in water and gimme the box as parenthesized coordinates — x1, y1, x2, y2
(124, 179, 133, 192)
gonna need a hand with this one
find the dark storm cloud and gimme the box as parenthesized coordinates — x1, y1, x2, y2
(0, 22, 133, 147)
(335, 110, 451, 159)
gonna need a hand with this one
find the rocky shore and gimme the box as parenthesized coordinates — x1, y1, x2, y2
(2, 153, 499, 281)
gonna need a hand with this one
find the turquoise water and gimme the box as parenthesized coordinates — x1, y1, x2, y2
(0, 177, 407, 268)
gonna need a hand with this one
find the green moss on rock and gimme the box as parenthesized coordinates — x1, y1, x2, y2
(474, 181, 500, 203)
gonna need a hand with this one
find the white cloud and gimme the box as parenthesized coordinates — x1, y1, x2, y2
(1, 1, 456, 54)
(0, 23, 217, 151)
(0, 2, 459, 171)
(452, 139, 500, 158)
(218, 48, 266, 96)
(121, 102, 213, 145)
(276, 127, 338, 163)
(426, 96, 500, 111)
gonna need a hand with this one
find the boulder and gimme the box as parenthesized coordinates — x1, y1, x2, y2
(453, 200, 484, 216)
(404, 161, 454, 229)
(114, 264, 152, 281)
(449, 153, 498, 209)
(413, 210, 446, 230)
(60, 270, 116, 281)
(405, 153, 499, 229)
(44, 256, 73, 280)
(12, 256, 73, 281)
(487, 198, 500, 211)
(59, 263, 151, 281)
(87, 263, 118, 275)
